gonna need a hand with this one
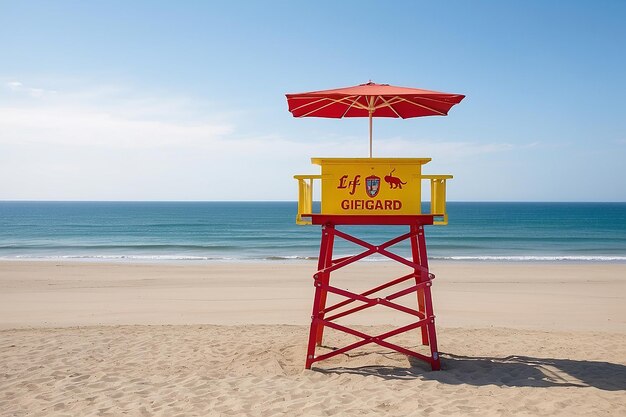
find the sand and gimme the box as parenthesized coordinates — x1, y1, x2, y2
(1, 261, 625, 416)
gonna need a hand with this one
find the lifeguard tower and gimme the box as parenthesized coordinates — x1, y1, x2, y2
(294, 158, 451, 370)
(287, 81, 464, 371)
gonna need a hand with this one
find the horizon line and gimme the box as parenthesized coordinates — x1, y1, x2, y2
(1, 200, 625, 204)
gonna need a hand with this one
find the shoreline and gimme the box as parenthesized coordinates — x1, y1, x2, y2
(1, 256, 625, 264)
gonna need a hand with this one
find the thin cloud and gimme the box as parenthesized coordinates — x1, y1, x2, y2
(0, 82, 234, 148)
(369, 136, 523, 160)
(7, 81, 23, 90)
(5, 80, 57, 98)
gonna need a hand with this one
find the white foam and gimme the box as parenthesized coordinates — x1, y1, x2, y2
(431, 255, 626, 262)
(1, 254, 624, 263)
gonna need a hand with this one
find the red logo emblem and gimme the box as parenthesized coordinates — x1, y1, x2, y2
(365, 175, 381, 198)
(384, 169, 407, 189)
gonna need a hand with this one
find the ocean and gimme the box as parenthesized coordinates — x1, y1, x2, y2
(0, 201, 624, 263)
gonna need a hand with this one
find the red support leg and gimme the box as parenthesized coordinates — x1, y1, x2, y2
(315, 224, 335, 346)
(305, 225, 331, 369)
(411, 224, 429, 346)
(424, 281, 441, 370)
(417, 225, 441, 370)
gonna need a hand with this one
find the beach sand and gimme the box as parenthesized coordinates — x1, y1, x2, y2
(1, 261, 625, 416)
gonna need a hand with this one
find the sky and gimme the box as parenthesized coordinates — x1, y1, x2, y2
(0, 0, 625, 202)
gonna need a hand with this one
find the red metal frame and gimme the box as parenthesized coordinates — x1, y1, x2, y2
(304, 214, 441, 371)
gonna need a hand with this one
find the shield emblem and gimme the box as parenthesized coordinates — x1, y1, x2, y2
(365, 175, 381, 198)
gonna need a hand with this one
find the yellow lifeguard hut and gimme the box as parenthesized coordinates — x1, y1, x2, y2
(287, 81, 464, 371)
(295, 157, 452, 225)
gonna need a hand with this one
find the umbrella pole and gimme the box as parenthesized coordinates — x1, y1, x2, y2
(369, 111, 373, 158)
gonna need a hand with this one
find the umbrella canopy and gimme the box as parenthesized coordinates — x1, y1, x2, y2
(286, 81, 465, 157)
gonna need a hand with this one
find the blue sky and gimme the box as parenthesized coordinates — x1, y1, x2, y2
(1, 1, 624, 201)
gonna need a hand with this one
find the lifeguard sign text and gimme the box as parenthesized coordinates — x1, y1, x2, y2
(312, 158, 431, 215)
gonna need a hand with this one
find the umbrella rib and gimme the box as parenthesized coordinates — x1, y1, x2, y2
(368, 96, 446, 116)
(299, 98, 347, 117)
(340, 95, 363, 118)
(409, 95, 462, 104)
(377, 96, 402, 118)
(392, 96, 448, 116)
(293, 96, 369, 117)
(289, 97, 339, 114)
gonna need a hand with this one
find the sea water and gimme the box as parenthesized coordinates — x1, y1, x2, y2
(0, 201, 624, 262)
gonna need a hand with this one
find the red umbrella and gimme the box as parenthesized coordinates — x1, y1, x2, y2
(286, 81, 465, 157)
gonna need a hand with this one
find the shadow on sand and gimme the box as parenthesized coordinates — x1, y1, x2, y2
(314, 352, 626, 391)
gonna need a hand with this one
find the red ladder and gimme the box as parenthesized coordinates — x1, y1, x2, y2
(304, 215, 441, 371)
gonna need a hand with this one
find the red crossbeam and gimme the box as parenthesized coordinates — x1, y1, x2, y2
(323, 272, 417, 315)
(320, 282, 430, 320)
(319, 228, 429, 275)
(320, 272, 434, 321)
(310, 319, 434, 365)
